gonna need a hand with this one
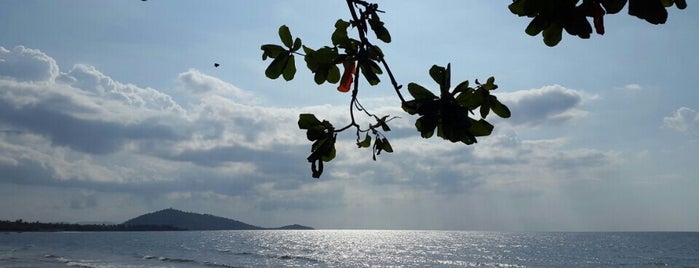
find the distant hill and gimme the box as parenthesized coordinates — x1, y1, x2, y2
(274, 224, 315, 230)
(122, 208, 313, 230)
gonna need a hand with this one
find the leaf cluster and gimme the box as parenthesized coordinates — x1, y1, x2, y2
(402, 64, 510, 145)
(510, 0, 687, 46)
(260, 1, 401, 178)
(298, 114, 337, 178)
(261, 25, 302, 80)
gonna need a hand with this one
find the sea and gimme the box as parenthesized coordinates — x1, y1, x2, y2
(1, 230, 698, 267)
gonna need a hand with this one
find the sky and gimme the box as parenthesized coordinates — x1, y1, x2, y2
(1, 1, 698, 231)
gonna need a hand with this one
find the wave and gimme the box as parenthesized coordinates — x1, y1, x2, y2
(143, 254, 242, 268)
(44, 254, 100, 268)
(277, 254, 322, 263)
(215, 249, 323, 264)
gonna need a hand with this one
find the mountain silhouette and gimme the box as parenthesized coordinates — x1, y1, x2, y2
(122, 208, 313, 230)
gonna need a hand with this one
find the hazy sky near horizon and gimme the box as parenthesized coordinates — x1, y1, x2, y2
(1, 1, 698, 231)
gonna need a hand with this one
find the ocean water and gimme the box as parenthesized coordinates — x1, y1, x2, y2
(1, 230, 698, 267)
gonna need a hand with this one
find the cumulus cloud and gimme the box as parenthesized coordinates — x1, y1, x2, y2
(663, 107, 699, 137)
(498, 85, 591, 126)
(176, 68, 256, 101)
(0, 46, 59, 82)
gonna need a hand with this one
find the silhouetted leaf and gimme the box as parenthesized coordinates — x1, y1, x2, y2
(298, 114, 322, 129)
(415, 115, 438, 138)
(490, 96, 511, 118)
(358, 134, 372, 148)
(303, 46, 340, 84)
(381, 138, 393, 153)
(543, 24, 563, 47)
(428, 65, 445, 86)
(327, 65, 341, 83)
(453, 80, 470, 94)
(279, 25, 293, 48)
(359, 59, 381, 85)
(456, 89, 483, 110)
(265, 54, 289, 79)
(525, 16, 549, 36)
(368, 15, 391, 43)
(282, 55, 296, 81)
(428, 65, 450, 91)
(480, 103, 490, 118)
(375, 115, 391, 132)
(292, 38, 302, 51)
(483, 76, 497, 90)
(332, 19, 351, 47)
(601, 0, 628, 14)
(629, 0, 667, 24)
(407, 83, 437, 100)
(261, 44, 286, 60)
(469, 119, 494, 137)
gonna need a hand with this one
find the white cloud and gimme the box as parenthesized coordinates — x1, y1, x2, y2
(663, 107, 699, 137)
(0, 46, 59, 82)
(176, 68, 256, 102)
(498, 85, 592, 126)
(622, 84, 642, 91)
(0, 46, 629, 223)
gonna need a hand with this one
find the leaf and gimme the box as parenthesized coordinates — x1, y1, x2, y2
(543, 23, 563, 47)
(525, 16, 549, 36)
(407, 83, 437, 100)
(359, 59, 381, 86)
(282, 55, 296, 81)
(429, 64, 452, 94)
(480, 103, 490, 118)
(332, 19, 351, 47)
(375, 115, 391, 132)
(368, 16, 391, 43)
(381, 138, 393, 153)
(415, 115, 438, 138)
(600, 0, 627, 14)
(468, 119, 494, 137)
(453, 80, 470, 94)
(358, 134, 372, 148)
(265, 54, 289, 79)
(490, 97, 512, 118)
(483, 76, 497, 90)
(303, 46, 341, 84)
(509, 0, 540, 17)
(327, 65, 341, 84)
(298, 114, 322, 129)
(261, 44, 286, 60)
(321, 141, 336, 162)
(456, 89, 483, 110)
(429, 65, 446, 86)
(278, 25, 293, 48)
(628, 0, 668, 25)
(292, 38, 302, 51)
(306, 126, 325, 141)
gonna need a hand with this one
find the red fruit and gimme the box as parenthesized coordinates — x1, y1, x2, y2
(338, 61, 355, 93)
(593, 1, 605, 35)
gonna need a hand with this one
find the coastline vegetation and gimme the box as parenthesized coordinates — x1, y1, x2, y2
(0, 219, 183, 232)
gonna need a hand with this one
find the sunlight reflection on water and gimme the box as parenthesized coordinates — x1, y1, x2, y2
(1, 230, 698, 267)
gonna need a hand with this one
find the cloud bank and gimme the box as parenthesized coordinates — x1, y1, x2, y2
(1, 45, 620, 227)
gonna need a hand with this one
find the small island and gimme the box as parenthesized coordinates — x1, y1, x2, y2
(1, 208, 313, 232)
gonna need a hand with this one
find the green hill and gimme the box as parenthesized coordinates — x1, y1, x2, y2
(122, 208, 313, 230)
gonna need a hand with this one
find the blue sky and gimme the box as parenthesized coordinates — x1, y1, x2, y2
(1, 1, 698, 231)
